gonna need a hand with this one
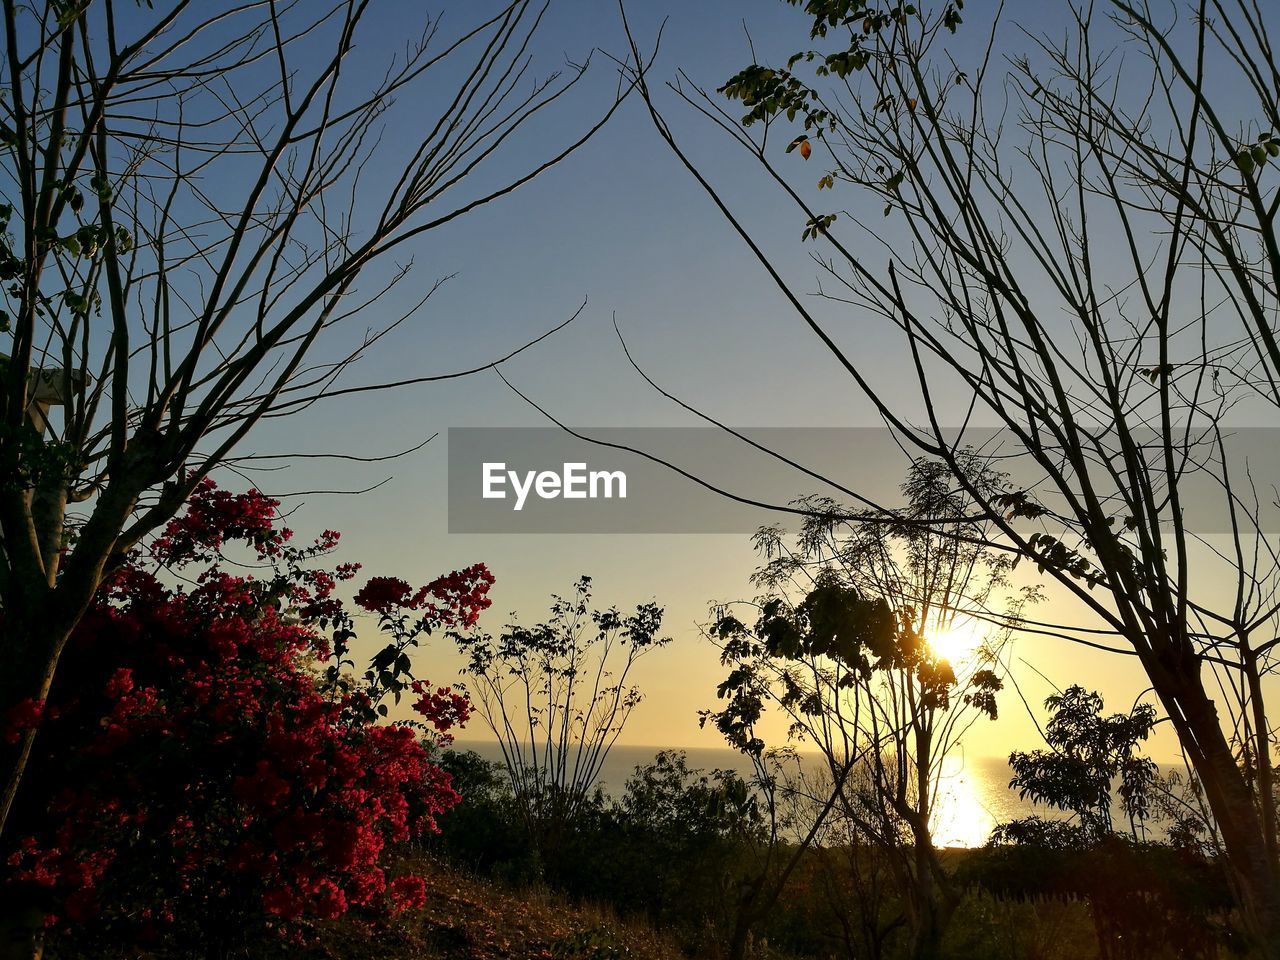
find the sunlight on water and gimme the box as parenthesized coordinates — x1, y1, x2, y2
(455, 742, 1035, 850)
(930, 759, 998, 848)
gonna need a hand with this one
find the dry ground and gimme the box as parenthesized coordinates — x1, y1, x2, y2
(316, 855, 684, 960)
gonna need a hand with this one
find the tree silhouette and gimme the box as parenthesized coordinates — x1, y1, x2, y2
(452, 576, 668, 858)
(707, 457, 1026, 959)
(617, 0, 1280, 947)
(0, 0, 634, 845)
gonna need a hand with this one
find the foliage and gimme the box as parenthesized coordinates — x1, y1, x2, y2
(1007, 686, 1158, 839)
(429, 750, 543, 885)
(969, 825, 1237, 960)
(427, 742, 1233, 960)
(430, 749, 766, 953)
(716, 0, 964, 237)
(720, 2, 965, 130)
(605, 750, 765, 934)
(970, 688, 1238, 960)
(453, 578, 668, 854)
(0, 0, 626, 873)
(703, 456, 1029, 959)
(549, 927, 632, 960)
(1, 481, 490, 955)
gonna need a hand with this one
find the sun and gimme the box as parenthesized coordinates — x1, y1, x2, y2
(927, 615, 986, 665)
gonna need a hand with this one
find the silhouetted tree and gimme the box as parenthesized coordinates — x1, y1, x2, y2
(708, 457, 1025, 959)
(0, 0, 633, 851)
(452, 576, 668, 859)
(618, 0, 1280, 948)
(979, 687, 1234, 960)
(1008, 686, 1159, 841)
(616, 750, 767, 940)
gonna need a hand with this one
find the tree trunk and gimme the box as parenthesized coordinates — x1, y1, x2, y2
(1242, 649, 1278, 866)
(0, 618, 74, 839)
(1155, 665, 1280, 957)
(905, 858, 958, 960)
(906, 904, 948, 960)
(0, 473, 144, 841)
(726, 911, 755, 960)
(0, 619, 69, 960)
(904, 730, 957, 960)
(726, 874, 767, 960)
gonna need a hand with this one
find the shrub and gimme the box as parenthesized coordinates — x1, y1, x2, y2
(2, 480, 492, 955)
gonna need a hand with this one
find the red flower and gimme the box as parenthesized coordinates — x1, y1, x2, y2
(413, 564, 495, 627)
(2, 479, 488, 948)
(387, 874, 427, 915)
(3, 698, 44, 744)
(411, 682, 471, 733)
(232, 761, 291, 811)
(104, 669, 134, 699)
(354, 576, 413, 614)
(151, 478, 285, 566)
(262, 886, 305, 920)
(308, 878, 347, 919)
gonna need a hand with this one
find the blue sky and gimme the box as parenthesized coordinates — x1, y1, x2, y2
(217, 0, 1196, 759)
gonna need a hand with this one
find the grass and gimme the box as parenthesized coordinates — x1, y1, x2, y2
(316, 854, 684, 960)
(309, 848, 1106, 960)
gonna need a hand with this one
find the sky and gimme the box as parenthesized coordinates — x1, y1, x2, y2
(201, 0, 1254, 764)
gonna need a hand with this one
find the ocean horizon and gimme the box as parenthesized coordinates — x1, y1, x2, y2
(444, 741, 1138, 848)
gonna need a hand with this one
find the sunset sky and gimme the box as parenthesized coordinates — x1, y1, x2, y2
(226, 0, 1238, 763)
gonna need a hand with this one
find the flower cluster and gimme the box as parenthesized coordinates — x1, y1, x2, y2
(151, 476, 286, 565)
(354, 565, 494, 627)
(2, 698, 44, 745)
(411, 682, 472, 738)
(354, 576, 415, 614)
(2, 480, 491, 953)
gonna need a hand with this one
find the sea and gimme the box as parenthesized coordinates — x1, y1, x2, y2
(444, 742, 1095, 849)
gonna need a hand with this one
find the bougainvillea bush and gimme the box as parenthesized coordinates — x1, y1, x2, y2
(1, 479, 492, 956)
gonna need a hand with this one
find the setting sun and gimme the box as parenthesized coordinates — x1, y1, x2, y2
(3, 0, 1266, 955)
(928, 616, 986, 665)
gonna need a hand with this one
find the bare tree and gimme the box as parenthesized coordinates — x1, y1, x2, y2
(0, 0, 635, 842)
(617, 0, 1280, 950)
